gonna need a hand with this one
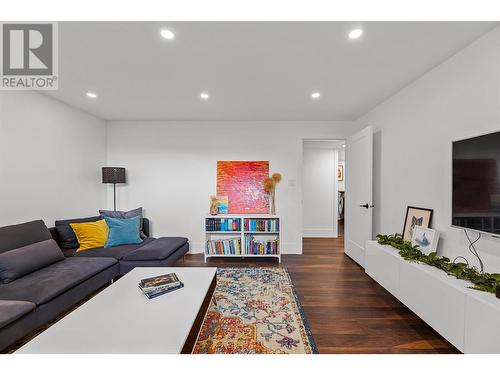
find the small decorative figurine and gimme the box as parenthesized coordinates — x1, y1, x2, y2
(210, 196, 218, 215)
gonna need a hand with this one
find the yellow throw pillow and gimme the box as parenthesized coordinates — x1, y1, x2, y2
(70, 219, 109, 252)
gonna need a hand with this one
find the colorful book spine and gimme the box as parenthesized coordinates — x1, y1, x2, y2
(245, 235, 279, 255)
(206, 237, 242, 255)
(205, 218, 241, 232)
(244, 219, 279, 232)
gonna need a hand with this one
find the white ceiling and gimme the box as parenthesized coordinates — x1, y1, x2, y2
(45, 22, 498, 121)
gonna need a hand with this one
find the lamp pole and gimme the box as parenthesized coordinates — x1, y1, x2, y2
(113, 183, 117, 211)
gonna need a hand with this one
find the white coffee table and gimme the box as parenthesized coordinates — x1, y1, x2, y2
(16, 267, 217, 354)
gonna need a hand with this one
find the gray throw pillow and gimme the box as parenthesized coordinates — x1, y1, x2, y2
(0, 239, 65, 283)
(99, 207, 145, 238)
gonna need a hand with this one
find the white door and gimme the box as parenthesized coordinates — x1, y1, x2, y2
(345, 126, 373, 267)
(302, 141, 339, 237)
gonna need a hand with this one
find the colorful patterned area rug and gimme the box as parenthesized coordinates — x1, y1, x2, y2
(193, 267, 318, 354)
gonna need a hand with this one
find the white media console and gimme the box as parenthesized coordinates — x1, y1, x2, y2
(365, 240, 500, 353)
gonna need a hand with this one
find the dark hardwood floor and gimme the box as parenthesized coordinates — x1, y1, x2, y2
(183, 235, 460, 354)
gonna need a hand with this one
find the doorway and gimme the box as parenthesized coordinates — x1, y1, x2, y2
(302, 140, 346, 238)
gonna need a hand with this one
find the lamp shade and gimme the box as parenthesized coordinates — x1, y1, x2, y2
(102, 167, 126, 184)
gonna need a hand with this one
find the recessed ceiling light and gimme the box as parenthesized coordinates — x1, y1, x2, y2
(311, 92, 321, 99)
(86, 92, 97, 99)
(160, 29, 175, 40)
(348, 28, 363, 40)
(200, 92, 210, 100)
(342, 144, 346, 148)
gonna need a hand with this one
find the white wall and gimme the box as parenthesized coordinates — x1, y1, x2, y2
(106, 121, 362, 254)
(302, 141, 339, 237)
(358, 26, 500, 271)
(0, 91, 107, 227)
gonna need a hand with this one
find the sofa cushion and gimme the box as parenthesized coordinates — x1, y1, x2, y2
(123, 237, 188, 261)
(0, 220, 52, 254)
(62, 237, 156, 259)
(104, 216, 142, 248)
(0, 300, 36, 329)
(0, 239, 65, 284)
(55, 216, 102, 249)
(0, 257, 117, 305)
(100, 207, 146, 238)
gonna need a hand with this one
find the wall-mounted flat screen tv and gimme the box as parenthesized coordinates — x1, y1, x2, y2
(452, 130, 500, 235)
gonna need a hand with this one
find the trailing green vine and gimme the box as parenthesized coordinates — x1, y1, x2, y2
(376, 233, 500, 294)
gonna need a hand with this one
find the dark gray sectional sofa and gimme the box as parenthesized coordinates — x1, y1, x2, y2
(0, 218, 189, 352)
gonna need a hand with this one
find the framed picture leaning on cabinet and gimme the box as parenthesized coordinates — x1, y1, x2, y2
(402, 206, 433, 241)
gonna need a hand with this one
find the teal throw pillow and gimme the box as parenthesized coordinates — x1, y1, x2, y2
(103, 215, 143, 248)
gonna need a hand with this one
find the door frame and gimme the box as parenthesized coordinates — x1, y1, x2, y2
(301, 139, 345, 239)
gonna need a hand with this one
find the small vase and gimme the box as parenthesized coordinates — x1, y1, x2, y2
(270, 191, 276, 215)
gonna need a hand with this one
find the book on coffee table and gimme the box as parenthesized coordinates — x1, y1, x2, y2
(142, 282, 185, 299)
(139, 272, 181, 292)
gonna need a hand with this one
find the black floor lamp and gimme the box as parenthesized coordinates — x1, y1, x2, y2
(102, 167, 126, 211)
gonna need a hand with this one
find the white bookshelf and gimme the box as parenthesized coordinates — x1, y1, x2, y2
(205, 214, 281, 262)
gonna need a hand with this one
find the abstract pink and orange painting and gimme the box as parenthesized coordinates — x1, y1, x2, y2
(216, 161, 269, 214)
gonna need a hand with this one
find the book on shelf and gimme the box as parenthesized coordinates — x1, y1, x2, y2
(245, 235, 279, 255)
(139, 273, 181, 293)
(141, 282, 185, 299)
(206, 237, 242, 255)
(205, 217, 241, 232)
(244, 218, 279, 232)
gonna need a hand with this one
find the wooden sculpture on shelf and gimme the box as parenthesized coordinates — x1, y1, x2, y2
(210, 196, 219, 215)
(263, 173, 282, 215)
